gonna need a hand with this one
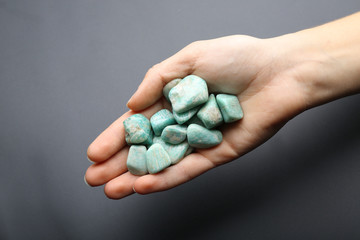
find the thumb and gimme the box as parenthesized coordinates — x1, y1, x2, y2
(127, 43, 199, 111)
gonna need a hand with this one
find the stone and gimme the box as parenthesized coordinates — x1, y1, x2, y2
(127, 145, 148, 175)
(173, 105, 201, 125)
(150, 109, 176, 136)
(169, 75, 209, 113)
(185, 146, 194, 156)
(123, 114, 152, 145)
(187, 124, 223, 148)
(185, 115, 205, 127)
(216, 94, 243, 123)
(152, 136, 189, 164)
(163, 78, 181, 102)
(146, 143, 172, 174)
(161, 124, 187, 144)
(197, 94, 223, 129)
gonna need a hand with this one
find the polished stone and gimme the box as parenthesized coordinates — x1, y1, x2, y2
(152, 136, 189, 164)
(127, 145, 148, 175)
(123, 114, 151, 145)
(216, 94, 243, 123)
(169, 75, 208, 113)
(185, 146, 194, 156)
(197, 94, 223, 129)
(161, 124, 187, 144)
(173, 105, 201, 125)
(163, 78, 181, 102)
(187, 124, 222, 148)
(146, 143, 172, 174)
(185, 115, 205, 127)
(150, 109, 176, 136)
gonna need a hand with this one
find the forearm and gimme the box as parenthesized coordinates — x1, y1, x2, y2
(273, 12, 360, 109)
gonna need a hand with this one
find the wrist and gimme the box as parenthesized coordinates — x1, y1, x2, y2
(269, 15, 360, 111)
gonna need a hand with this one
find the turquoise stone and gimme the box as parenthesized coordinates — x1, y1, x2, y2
(187, 124, 223, 148)
(161, 124, 187, 144)
(163, 78, 181, 102)
(185, 146, 194, 156)
(152, 136, 189, 164)
(123, 114, 151, 145)
(142, 129, 153, 147)
(173, 105, 201, 125)
(127, 145, 148, 175)
(197, 94, 223, 129)
(150, 109, 176, 136)
(185, 115, 205, 127)
(169, 75, 209, 113)
(216, 94, 243, 123)
(146, 143, 172, 174)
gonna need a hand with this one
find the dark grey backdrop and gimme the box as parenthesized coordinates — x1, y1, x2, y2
(1, 1, 360, 239)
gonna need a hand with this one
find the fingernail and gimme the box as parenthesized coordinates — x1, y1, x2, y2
(84, 175, 91, 187)
(132, 186, 137, 193)
(127, 96, 134, 108)
(87, 156, 95, 164)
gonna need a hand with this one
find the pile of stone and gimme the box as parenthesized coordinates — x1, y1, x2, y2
(124, 75, 243, 175)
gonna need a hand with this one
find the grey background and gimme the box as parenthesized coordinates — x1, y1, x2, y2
(1, 0, 359, 239)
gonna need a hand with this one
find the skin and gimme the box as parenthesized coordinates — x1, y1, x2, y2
(85, 12, 360, 199)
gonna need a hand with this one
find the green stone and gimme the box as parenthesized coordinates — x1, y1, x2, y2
(185, 146, 194, 156)
(173, 105, 201, 125)
(127, 145, 148, 175)
(152, 136, 189, 164)
(123, 114, 151, 145)
(169, 75, 209, 113)
(161, 124, 187, 144)
(163, 78, 181, 102)
(187, 124, 222, 148)
(197, 94, 223, 129)
(146, 143, 172, 174)
(216, 94, 243, 123)
(150, 109, 176, 136)
(185, 115, 205, 127)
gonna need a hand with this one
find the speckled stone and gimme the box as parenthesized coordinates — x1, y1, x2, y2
(216, 94, 243, 123)
(127, 145, 148, 175)
(173, 105, 201, 125)
(123, 114, 151, 145)
(146, 143, 172, 174)
(197, 94, 223, 129)
(187, 124, 223, 148)
(161, 124, 187, 144)
(163, 78, 181, 102)
(185, 115, 205, 127)
(152, 136, 189, 164)
(169, 75, 209, 113)
(150, 109, 176, 136)
(185, 146, 194, 156)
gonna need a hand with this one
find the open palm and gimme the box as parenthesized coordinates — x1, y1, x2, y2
(85, 35, 307, 199)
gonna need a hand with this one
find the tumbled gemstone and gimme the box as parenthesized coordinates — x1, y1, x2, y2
(163, 78, 181, 102)
(123, 114, 151, 145)
(146, 143, 172, 174)
(161, 124, 187, 144)
(150, 109, 176, 136)
(216, 94, 243, 123)
(173, 105, 201, 125)
(169, 75, 208, 113)
(127, 145, 148, 175)
(185, 115, 205, 127)
(185, 146, 194, 156)
(187, 124, 222, 148)
(197, 94, 223, 129)
(152, 136, 189, 164)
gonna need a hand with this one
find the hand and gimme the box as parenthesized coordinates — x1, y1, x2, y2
(85, 12, 360, 199)
(85, 35, 309, 199)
